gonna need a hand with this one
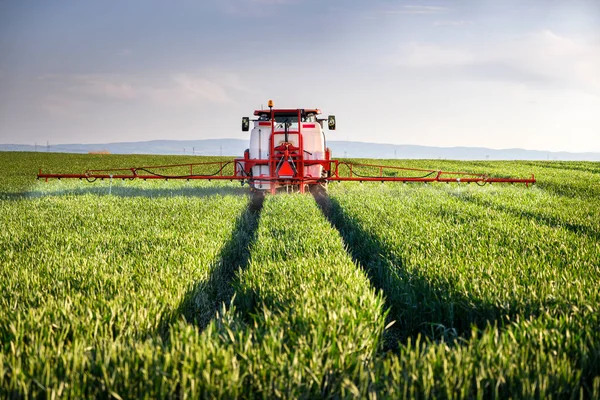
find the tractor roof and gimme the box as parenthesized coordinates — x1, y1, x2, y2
(253, 108, 321, 116)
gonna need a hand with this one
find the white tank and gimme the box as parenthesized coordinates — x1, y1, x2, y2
(249, 121, 271, 190)
(301, 122, 325, 179)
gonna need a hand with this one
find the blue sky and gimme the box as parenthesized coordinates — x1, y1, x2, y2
(1, 0, 599, 152)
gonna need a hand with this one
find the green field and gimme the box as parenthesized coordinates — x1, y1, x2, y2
(1, 152, 599, 398)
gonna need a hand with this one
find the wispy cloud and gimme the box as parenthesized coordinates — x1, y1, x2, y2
(38, 74, 137, 100)
(35, 71, 250, 110)
(400, 43, 475, 66)
(384, 5, 449, 15)
(35, 75, 137, 121)
(433, 19, 471, 27)
(248, 0, 297, 4)
(499, 30, 600, 94)
(41, 94, 87, 119)
(391, 30, 600, 95)
(146, 71, 252, 107)
(115, 49, 133, 57)
(70, 75, 137, 100)
(219, 0, 298, 17)
(171, 74, 233, 104)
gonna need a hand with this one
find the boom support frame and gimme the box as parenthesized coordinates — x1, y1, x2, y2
(38, 159, 536, 187)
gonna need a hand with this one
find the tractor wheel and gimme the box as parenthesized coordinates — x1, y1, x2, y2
(309, 183, 327, 198)
(250, 190, 265, 212)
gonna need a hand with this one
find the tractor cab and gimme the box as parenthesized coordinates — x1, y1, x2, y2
(244, 107, 335, 132)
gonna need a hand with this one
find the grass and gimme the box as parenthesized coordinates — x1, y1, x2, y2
(0, 152, 599, 398)
(325, 182, 599, 397)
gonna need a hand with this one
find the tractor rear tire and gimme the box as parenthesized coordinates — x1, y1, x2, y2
(250, 190, 265, 212)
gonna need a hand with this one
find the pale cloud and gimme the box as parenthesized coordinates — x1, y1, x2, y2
(35, 72, 243, 111)
(393, 30, 600, 94)
(249, 0, 297, 4)
(86, 71, 248, 108)
(209, 71, 252, 93)
(506, 30, 600, 94)
(35, 75, 137, 120)
(144, 71, 248, 107)
(41, 94, 86, 119)
(384, 5, 449, 15)
(219, 0, 298, 16)
(363, 4, 450, 21)
(171, 73, 234, 104)
(38, 74, 137, 100)
(400, 43, 475, 66)
(68, 75, 137, 100)
(432, 20, 471, 27)
(116, 49, 133, 57)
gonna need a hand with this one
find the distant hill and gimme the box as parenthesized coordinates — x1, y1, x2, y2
(327, 142, 600, 161)
(1, 139, 599, 161)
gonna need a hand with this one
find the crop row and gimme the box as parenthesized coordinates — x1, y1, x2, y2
(0, 191, 249, 396)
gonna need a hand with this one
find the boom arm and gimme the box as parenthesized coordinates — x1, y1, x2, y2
(37, 161, 247, 182)
(327, 161, 536, 186)
(37, 159, 536, 186)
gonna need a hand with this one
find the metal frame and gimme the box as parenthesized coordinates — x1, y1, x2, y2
(38, 160, 536, 187)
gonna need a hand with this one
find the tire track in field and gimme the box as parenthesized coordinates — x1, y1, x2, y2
(312, 188, 412, 349)
(450, 191, 600, 243)
(161, 193, 264, 336)
(312, 188, 514, 349)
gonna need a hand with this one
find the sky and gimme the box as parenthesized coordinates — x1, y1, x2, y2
(0, 0, 599, 153)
